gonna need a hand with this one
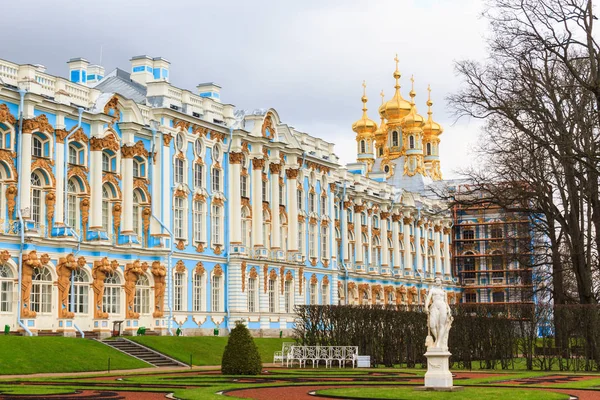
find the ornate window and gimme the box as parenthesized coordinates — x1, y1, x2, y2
(211, 275, 222, 312)
(360, 140, 366, 153)
(284, 279, 293, 313)
(263, 210, 271, 248)
(388, 238, 394, 266)
(0, 125, 11, 150)
(241, 207, 252, 248)
(193, 200, 204, 243)
(392, 131, 399, 147)
(309, 224, 316, 258)
(69, 142, 84, 165)
(463, 252, 476, 280)
(133, 190, 142, 238)
(262, 180, 268, 202)
(465, 292, 477, 303)
(426, 142, 432, 156)
(240, 175, 248, 197)
(30, 172, 43, 225)
(309, 282, 317, 305)
(297, 190, 303, 210)
(409, 135, 415, 149)
(463, 229, 474, 240)
(321, 281, 329, 305)
(308, 193, 315, 213)
(174, 197, 185, 239)
(176, 133, 185, 151)
(320, 226, 328, 259)
(101, 184, 114, 234)
(248, 276, 257, 313)
(321, 196, 327, 216)
(133, 157, 146, 179)
(102, 150, 117, 172)
(173, 271, 185, 312)
(194, 138, 203, 158)
(298, 223, 305, 256)
(103, 271, 121, 314)
(174, 158, 184, 184)
(211, 205, 222, 245)
(212, 145, 221, 162)
(134, 274, 150, 315)
(212, 169, 221, 192)
(268, 278, 277, 313)
(280, 212, 288, 252)
(32, 133, 50, 158)
(491, 227, 503, 241)
(0, 263, 14, 312)
(70, 268, 89, 314)
(193, 271, 204, 312)
(492, 291, 505, 303)
(31, 267, 52, 314)
(66, 179, 79, 229)
(492, 251, 504, 279)
(194, 164, 204, 188)
(279, 184, 285, 205)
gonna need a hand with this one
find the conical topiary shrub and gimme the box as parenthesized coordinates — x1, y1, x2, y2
(221, 321, 262, 375)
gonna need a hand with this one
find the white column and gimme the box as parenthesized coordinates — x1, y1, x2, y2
(443, 225, 451, 278)
(392, 215, 401, 270)
(121, 146, 134, 234)
(19, 132, 33, 219)
(251, 158, 264, 248)
(354, 205, 363, 264)
(286, 169, 298, 251)
(54, 138, 66, 226)
(229, 153, 242, 244)
(366, 211, 372, 269)
(270, 163, 281, 249)
(415, 220, 422, 273)
(341, 202, 349, 261)
(162, 134, 172, 231)
(423, 227, 429, 275)
(89, 139, 103, 230)
(403, 215, 412, 275)
(381, 212, 389, 267)
(150, 136, 161, 236)
(434, 224, 442, 276)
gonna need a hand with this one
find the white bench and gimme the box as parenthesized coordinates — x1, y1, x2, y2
(286, 345, 359, 368)
(273, 342, 295, 366)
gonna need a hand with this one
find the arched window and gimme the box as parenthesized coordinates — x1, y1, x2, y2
(308, 193, 315, 213)
(263, 210, 271, 248)
(103, 271, 121, 314)
(280, 213, 288, 253)
(66, 178, 79, 229)
(193, 271, 204, 312)
(261, 180, 268, 202)
(268, 277, 277, 313)
(426, 142, 432, 156)
(320, 195, 327, 216)
(32, 134, 47, 157)
(373, 216, 379, 228)
(241, 207, 252, 249)
(134, 274, 150, 315)
(298, 223, 305, 256)
(212, 168, 221, 192)
(279, 183, 285, 205)
(0, 263, 14, 312)
(193, 200, 204, 244)
(372, 236, 381, 266)
(392, 131, 399, 147)
(492, 251, 504, 279)
(30, 172, 44, 225)
(133, 190, 142, 238)
(133, 157, 145, 179)
(70, 268, 89, 314)
(297, 190, 303, 210)
(362, 233, 369, 263)
(247, 275, 257, 313)
(173, 271, 185, 311)
(361, 212, 367, 225)
(102, 150, 116, 172)
(409, 135, 415, 149)
(309, 224, 317, 258)
(174, 158, 184, 184)
(102, 185, 112, 233)
(360, 140, 366, 153)
(240, 175, 248, 197)
(69, 142, 84, 165)
(0, 124, 11, 150)
(194, 163, 204, 188)
(212, 275, 222, 312)
(388, 238, 394, 266)
(379, 147, 384, 157)
(31, 267, 52, 314)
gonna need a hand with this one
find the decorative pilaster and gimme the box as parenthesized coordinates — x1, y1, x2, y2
(120, 144, 135, 238)
(54, 129, 68, 227)
(354, 204, 364, 267)
(403, 216, 413, 276)
(19, 129, 33, 220)
(380, 212, 389, 267)
(341, 201, 349, 262)
(434, 224, 442, 276)
(392, 214, 401, 270)
(415, 219, 423, 274)
(89, 138, 103, 232)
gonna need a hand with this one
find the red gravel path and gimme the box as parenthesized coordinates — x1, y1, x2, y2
(0, 390, 168, 400)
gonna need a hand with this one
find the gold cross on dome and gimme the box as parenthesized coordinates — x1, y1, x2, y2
(362, 80, 367, 95)
(380, 90, 385, 103)
(410, 74, 414, 90)
(427, 84, 431, 100)
(394, 54, 399, 68)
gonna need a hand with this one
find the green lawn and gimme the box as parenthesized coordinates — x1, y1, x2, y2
(0, 336, 149, 374)
(129, 336, 288, 366)
(316, 387, 569, 400)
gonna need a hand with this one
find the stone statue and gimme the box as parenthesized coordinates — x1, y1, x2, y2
(124, 260, 144, 319)
(425, 278, 453, 351)
(57, 254, 78, 319)
(151, 261, 166, 318)
(92, 257, 115, 319)
(21, 251, 41, 318)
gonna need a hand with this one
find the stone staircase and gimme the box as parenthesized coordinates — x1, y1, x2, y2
(101, 337, 187, 368)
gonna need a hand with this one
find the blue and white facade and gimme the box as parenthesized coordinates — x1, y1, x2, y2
(0, 55, 458, 337)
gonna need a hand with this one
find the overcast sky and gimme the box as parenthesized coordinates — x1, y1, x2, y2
(1, 0, 488, 178)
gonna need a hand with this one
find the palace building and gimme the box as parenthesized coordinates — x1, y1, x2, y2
(0, 54, 459, 337)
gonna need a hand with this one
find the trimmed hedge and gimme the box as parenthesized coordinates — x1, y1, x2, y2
(221, 322, 262, 375)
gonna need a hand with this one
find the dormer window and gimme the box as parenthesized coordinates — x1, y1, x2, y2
(392, 131, 399, 147)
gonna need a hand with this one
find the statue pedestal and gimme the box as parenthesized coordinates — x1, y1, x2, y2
(424, 348, 453, 388)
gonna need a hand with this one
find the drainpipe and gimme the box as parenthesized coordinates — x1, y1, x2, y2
(149, 122, 174, 335)
(338, 181, 349, 303)
(63, 108, 84, 253)
(15, 88, 32, 336)
(225, 125, 234, 332)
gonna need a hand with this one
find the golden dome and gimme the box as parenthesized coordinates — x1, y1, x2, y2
(374, 90, 388, 137)
(352, 81, 378, 135)
(380, 55, 412, 123)
(422, 85, 443, 137)
(403, 76, 425, 129)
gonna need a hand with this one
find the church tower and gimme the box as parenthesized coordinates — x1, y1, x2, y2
(423, 85, 443, 180)
(352, 81, 378, 172)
